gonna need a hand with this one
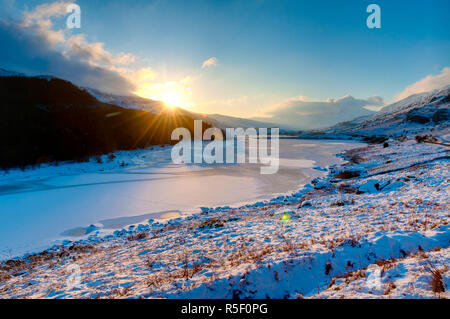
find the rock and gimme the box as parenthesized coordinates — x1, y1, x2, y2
(168, 218, 182, 226)
(362, 136, 388, 144)
(406, 110, 430, 124)
(113, 229, 127, 237)
(136, 224, 150, 232)
(432, 108, 450, 124)
(300, 201, 313, 208)
(312, 177, 333, 189)
(334, 170, 361, 180)
(85, 224, 100, 235)
(359, 179, 380, 193)
(349, 155, 364, 164)
(314, 181, 331, 189)
(382, 181, 405, 192)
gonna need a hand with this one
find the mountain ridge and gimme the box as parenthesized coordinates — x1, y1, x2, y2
(320, 85, 450, 139)
(0, 73, 209, 169)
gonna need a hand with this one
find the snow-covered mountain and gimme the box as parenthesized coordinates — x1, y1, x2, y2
(323, 85, 450, 138)
(84, 88, 167, 114)
(0, 71, 211, 168)
(0, 67, 294, 131)
(200, 113, 283, 129)
(84, 88, 282, 130)
(5, 67, 447, 138)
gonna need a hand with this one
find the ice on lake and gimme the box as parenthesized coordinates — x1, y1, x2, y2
(0, 139, 363, 259)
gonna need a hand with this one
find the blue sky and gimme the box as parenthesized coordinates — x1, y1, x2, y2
(0, 0, 449, 125)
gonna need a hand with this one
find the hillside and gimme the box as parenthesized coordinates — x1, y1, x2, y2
(1, 126, 448, 298)
(202, 113, 282, 130)
(84, 87, 281, 130)
(84, 88, 167, 114)
(324, 86, 450, 139)
(0, 75, 208, 169)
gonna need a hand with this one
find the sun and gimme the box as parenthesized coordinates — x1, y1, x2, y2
(160, 91, 182, 108)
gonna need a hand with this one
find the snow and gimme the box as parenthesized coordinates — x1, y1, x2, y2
(358, 179, 380, 193)
(0, 140, 361, 260)
(0, 78, 448, 298)
(316, 247, 449, 299)
(0, 130, 448, 299)
(322, 85, 450, 139)
(83, 88, 166, 114)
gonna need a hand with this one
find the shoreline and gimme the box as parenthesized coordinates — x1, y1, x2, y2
(0, 139, 362, 260)
(0, 133, 448, 298)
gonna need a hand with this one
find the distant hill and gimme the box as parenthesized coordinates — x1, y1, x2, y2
(0, 74, 209, 169)
(201, 113, 284, 130)
(85, 88, 284, 130)
(84, 88, 167, 114)
(298, 86, 450, 140)
(0, 68, 24, 77)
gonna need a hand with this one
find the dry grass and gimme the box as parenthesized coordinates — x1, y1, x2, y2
(198, 218, 225, 229)
(0, 270, 11, 282)
(375, 258, 396, 275)
(0, 244, 96, 278)
(127, 232, 148, 241)
(425, 261, 447, 294)
(383, 281, 396, 295)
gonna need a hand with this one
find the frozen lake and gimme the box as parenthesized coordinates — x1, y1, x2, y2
(0, 139, 364, 259)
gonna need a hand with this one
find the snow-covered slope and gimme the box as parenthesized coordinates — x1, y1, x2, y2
(326, 86, 450, 138)
(84, 88, 166, 114)
(203, 113, 282, 129)
(0, 67, 284, 130)
(85, 89, 281, 130)
(1, 131, 448, 299)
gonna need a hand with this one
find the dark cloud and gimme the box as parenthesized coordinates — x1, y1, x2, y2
(0, 19, 135, 94)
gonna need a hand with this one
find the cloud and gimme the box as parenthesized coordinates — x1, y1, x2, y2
(65, 34, 136, 66)
(0, 1, 203, 100)
(202, 57, 218, 69)
(394, 67, 450, 101)
(0, 1, 139, 94)
(131, 67, 158, 83)
(22, 1, 70, 25)
(21, 1, 70, 46)
(0, 19, 135, 94)
(0, 1, 172, 95)
(255, 95, 383, 129)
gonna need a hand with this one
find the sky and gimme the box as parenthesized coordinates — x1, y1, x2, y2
(0, 0, 449, 128)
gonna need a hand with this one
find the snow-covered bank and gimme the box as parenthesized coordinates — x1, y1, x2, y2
(0, 139, 361, 259)
(0, 130, 448, 299)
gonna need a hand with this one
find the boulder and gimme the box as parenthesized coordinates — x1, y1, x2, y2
(358, 179, 380, 193)
(432, 109, 450, 124)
